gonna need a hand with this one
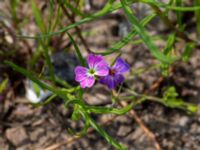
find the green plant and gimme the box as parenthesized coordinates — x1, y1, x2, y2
(3, 0, 200, 149)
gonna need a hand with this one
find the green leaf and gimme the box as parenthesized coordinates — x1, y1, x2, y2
(63, 1, 86, 17)
(162, 86, 198, 113)
(10, 0, 19, 22)
(32, 81, 41, 97)
(18, 0, 136, 39)
(31, 0, 55, 82)
(163, 33, 176, 55)
(32, 94, 57, 107)
(67, 33, 86, 66)
(175, 0, 183, 28)
(141, 0, 200, 11)
(72, 105, 82, 121)
(86, 102, 134, 115)
(65, 99, 134, 115)
(160, 33, 176, 76)
(120, 0, 175, 64)
(194, 0, 200, 36)
(0, 78, 8, 94)
(185, 104, 198, 113)
(66, 100, 127, 149)
(40, 42, 56, 83)
(160, 64, 170, 77)
(31, 0, 46, 33)
(182, 43, 195, 62)
(166, 5, 200, 11)
(82, 110, 127, 150)
(163, 86, 178, 99)
(95, 13, 157, 55)
(4, 61, 72, 98)
(70, 107, 90, 136)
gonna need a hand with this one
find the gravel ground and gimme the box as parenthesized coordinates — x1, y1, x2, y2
(0, 0, 200, 150)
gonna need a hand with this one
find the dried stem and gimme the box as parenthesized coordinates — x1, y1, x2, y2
(119, 101, 162, 150)
(145, 66, 173, 94)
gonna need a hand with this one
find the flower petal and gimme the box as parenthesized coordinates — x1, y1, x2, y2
(80, 76, 95, 88)
(74, 66, 88, 82)
(99, 76, 109, 85)
(100, 75, 114, 89)
(99, 75, 116, 89)
(113, 58, 130, 74)
(100, 74, 124, 89)
(114, 74, 124, 85)
(95, 61, 109, 76)
(87, 54, 104, 69)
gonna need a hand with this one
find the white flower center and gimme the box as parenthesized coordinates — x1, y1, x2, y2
(88, 68, 96, 76)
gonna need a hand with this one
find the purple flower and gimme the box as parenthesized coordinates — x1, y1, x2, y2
(99, 58, 130, 89)
(75, 54, 109, 88)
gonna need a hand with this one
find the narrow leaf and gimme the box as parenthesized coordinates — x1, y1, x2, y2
(67, 33, 86, 66)
(163, 33, 176, 55)
(95, 13, 157, 55)
(4, 61, 69, 98)
(84, 111, 127, 150)
(175, 0, 183, 28)
(182, 43, 195, 62)
(0, 78, 8, 93)
(194, 0, 200, 36)
(31, 0, 46, 33)
(120, 0, 174, 64)
(18, 1, 135, 39)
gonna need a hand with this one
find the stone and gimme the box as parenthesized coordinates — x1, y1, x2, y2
(12, 104, 34, 118)
(179, 116, 189, 127)
(117, 125, 132, 137)
(5, 126, 29, 147)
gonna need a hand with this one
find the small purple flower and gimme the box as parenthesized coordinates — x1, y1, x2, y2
(99, 58, 130, 89)
(75, 54, 109, 88)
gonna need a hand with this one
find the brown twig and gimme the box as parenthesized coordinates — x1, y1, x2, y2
(59, 1, 91, 53)
(145, 66, 174, 94)
(146, 76, 164, 93)
(130, 65, 174, 150)
(119, 101, 162, 150)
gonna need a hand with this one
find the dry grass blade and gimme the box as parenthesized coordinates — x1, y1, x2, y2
(119, 101, 161, 150)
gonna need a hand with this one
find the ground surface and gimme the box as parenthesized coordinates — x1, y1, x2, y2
(0, 0, 200, 150)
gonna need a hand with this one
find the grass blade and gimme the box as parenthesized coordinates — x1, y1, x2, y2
(18, 0, 136, 39)
(120, 0, 174, 64)
(0, 78, 8, 94)
(4, 61, 71, 98)
(182, 43, 195, 62)
(86, 102, 134, 115)
(63, 1, 86, 17)
(67, 33, 86, 66)
(163, 33, 176, 55)
(89, 117, 127, 150)
(95, 13, 157, 55)
(83, 111, 127, 150)
(194, 0, 200, 36)
(175, 0, 183, 29)
(141, 0, 200, 11)
(31, 0, 46, 33)
(65, 99, 134, 115)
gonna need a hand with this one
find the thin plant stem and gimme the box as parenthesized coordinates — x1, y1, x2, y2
(59, 1, 91, 53)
